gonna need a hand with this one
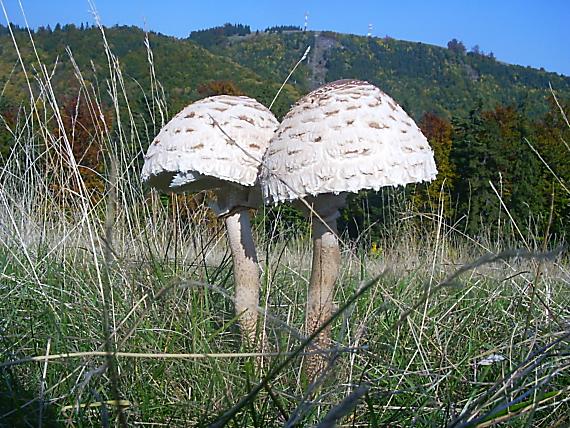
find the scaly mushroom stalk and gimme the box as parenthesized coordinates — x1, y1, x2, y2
(224, 208, 260, 345)
(212, 186, 263, 346)
(305, 217, 339, 374)
(303, 194, 345, 376)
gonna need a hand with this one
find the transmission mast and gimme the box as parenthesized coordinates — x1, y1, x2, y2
(304, 11, 309, 31)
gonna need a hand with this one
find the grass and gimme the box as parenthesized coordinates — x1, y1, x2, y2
(0, 9, 569, 427)
(1, 217, 568, 427)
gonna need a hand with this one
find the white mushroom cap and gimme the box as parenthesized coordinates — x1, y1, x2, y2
(142, 95, 279, 194)
(261, 80, 438, 204)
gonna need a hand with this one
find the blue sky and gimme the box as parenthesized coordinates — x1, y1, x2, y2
(1, 0, 569, 76)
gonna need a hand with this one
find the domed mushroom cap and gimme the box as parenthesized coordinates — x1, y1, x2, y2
(142, 95, 279, 193)
(261, 80, 438, 204)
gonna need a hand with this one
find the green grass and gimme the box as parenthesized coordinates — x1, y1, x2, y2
(1, 212, 568, 426)
(0, 15, 569, 428)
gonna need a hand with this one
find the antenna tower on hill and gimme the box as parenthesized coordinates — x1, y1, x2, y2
(304, 12, 309, 31)
(367, 23, 373, 37)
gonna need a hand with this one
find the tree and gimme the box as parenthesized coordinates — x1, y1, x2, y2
(483, 106, 546, 234)
(414, 112, 456, 216)
(196, 80, 243, 97)
(451, 106, 501, 234)
(447, 38, 466, 55)
(451, 105, 545, 236)
(53, 92, 111, 202)
(532, 96, 570, 234)
(0, 99, 17, 159)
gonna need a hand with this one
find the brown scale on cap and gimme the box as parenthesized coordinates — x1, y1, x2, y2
(218, 99, 238, 106)
(239, 115, 256, 125)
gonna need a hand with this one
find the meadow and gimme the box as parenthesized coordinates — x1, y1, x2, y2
(0, 21, 569, 427)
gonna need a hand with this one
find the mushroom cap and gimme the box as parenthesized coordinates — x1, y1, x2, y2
(261, 80, 438, 204)
(141, 95, 279, 194)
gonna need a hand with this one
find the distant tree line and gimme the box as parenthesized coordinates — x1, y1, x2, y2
(0, 22, 96, 35)
(189, 23, 251, 47)
(264, 25, 302, 33)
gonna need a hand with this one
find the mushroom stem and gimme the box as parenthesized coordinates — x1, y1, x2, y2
(307, 217, 340, 346)
(224, 208, 260, 346)
(303, 195, 345, 377)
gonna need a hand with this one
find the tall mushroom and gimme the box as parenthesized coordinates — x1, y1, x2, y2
(260, 79, 438, 374)
(142, 95, 279, 345)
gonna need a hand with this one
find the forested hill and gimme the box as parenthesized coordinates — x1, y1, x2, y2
(0, 24, 303, 120)
(189, 24, 570, 120)
(0, 22, 569, 122)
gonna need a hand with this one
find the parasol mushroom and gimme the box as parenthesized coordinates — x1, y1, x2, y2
(142, 95, 278, 345)
(261, 79, 438, 375)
